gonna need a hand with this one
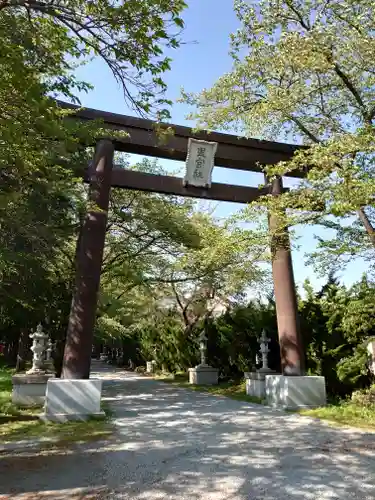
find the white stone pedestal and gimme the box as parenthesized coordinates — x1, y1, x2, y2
(146, 361, 156, 373)
(188, 365, 218, 385)
(265, 375, 326, 409)
(41, 379, 105, 422)
(12, 374, 55, 407)
(244, 372, 266, 399)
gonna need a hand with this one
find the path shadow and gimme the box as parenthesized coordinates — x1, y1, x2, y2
(1, 367, 375, 499)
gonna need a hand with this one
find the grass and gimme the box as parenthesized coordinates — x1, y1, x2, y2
(298, 401, 375, 431)
(156, 372, 263, 405)
(0, 365, 18, 416)
(0, 414, 113, 444)
(0, 364, 113, 444)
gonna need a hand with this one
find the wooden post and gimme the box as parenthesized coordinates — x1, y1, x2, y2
(268, 176, 305, 375)
(62, 140, 114, 379)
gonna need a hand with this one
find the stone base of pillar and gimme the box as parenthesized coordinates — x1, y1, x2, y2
(40, 379, 105, 422)
(188, 365, 218, 385)
(12, 373, 55, 407)
(265, 375, 326, 409)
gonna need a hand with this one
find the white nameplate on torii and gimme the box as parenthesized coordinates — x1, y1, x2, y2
(184, 138, 218, 188)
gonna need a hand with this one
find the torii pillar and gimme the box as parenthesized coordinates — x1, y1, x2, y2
(62, 140, 114, 379)
(268, 176, 305, 375)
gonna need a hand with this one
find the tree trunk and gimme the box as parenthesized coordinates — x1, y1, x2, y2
(15, 330, 29, 372)
(357, 207, 375, 248)
(6, 334, 20, 367)
(54, 339, 65, 378)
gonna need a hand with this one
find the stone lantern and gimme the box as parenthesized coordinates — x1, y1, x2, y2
(257, 329, 273, 374)
(198, 330, 208, 366)
(27, 324, 49, 374)
(12, 324, 55, 407)
(188, 327, 218, 386)
(244, 328, 275, 401)
(146, 344, 157, 374)
(45, 338, 56, 374)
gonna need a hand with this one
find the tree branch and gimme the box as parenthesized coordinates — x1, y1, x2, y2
(288, 115, 320, 143)
(285, 0, 310, 30)
(331, 62, 370, 123)
(171, 282, 190, 326)
(357, 207, 375, 248)
(284, 0, 371, 124)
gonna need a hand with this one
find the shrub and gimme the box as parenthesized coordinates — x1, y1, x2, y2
(134, 366, 146, 373)
(351, 385, 375, 407)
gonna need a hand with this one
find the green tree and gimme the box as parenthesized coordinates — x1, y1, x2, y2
(206, 297, 279, 378)
(0, 0, 186, 118)
(182, 0, 375, 269)
(165, 213, 269, 332)
(299, 274, 375, 396)
(337, 276, 375, 386)
(92, 182, 269, 371)
(1, 0, 188, 254)
(299, 275, 348, 394)
(0, 0, 187, 364)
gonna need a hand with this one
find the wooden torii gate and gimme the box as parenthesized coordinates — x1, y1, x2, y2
(61, 104, 305, 379)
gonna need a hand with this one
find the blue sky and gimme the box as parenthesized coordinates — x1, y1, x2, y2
(73, 0, 369, 292)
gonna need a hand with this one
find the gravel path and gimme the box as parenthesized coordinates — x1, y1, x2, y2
(1, 363, 375, 499)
